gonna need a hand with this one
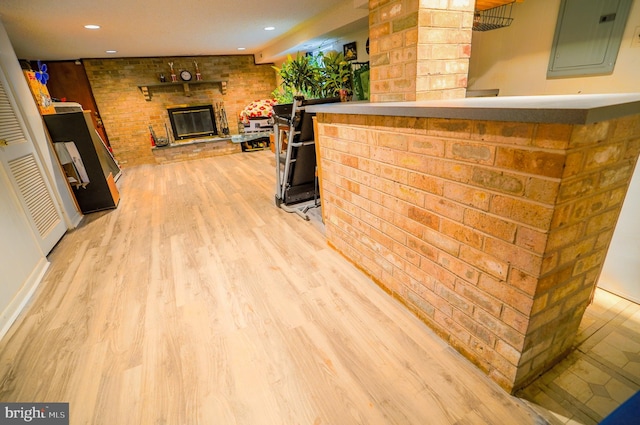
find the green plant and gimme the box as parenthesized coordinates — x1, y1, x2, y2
(318, 51, 352, 97)
(273, 50, 353, 102)
(272, 53, 323, 100)
(271, 87, 295, 104)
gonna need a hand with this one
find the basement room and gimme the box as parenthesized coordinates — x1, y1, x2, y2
(1, 0, 639, 424)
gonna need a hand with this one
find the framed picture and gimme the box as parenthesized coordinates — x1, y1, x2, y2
(343, 42, 357, 61)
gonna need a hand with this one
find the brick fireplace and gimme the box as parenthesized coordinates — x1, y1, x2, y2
(83, 55, 276, 167)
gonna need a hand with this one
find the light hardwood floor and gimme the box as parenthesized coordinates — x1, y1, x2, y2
(0, 151, 547, 424)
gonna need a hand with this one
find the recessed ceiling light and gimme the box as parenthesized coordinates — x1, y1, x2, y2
(264, 26, 275, 31)
(106, 50, 117, 54)
(237, 47, 246, 51)
(84, 24, 101, 29)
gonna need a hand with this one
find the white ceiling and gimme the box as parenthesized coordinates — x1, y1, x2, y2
(0, 0, 369, 64)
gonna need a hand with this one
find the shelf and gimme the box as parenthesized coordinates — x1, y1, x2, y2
(138, 80, 228, 101)
(230, 131, 272, 144)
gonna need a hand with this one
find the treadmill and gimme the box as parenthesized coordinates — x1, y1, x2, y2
(273, 96, 340, 220)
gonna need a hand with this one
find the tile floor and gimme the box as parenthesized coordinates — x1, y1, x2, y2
(518, 287, 640, 424)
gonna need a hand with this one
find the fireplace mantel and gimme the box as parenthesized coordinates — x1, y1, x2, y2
(138, 79, 228, 101)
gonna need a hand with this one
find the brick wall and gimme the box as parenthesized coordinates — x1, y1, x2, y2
(519, 115, 640, 386)
(316, 112, 640, 392)
(84, 56, 276, 167)
(369, 0, 473, 102)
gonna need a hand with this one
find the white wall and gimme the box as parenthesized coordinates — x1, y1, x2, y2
(325, 26, 370, 64)
(271, 25, 370, 67)
(468, 0, 640, 95)
(599, 164, 640, 303)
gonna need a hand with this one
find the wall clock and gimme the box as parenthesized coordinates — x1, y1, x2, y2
(180, 70, 192, 81)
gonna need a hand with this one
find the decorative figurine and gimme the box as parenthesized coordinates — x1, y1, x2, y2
(194, 61, 202, 81)
(168, 62, 177, 82)
(159, 73, 166, 82)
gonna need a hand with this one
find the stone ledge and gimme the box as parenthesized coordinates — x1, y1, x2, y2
(151, 138, 241, 164)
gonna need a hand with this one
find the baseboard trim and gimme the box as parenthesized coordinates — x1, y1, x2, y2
(0, 257, 50, 341)
(68, 210, 83, 228)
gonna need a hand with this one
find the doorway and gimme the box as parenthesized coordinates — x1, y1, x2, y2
(37, 60, 111, 149)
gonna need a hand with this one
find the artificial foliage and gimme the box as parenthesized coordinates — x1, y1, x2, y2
(272, 51, 352, 103)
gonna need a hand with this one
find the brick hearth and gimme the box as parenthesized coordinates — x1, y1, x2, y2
(151, 138, 240, 164)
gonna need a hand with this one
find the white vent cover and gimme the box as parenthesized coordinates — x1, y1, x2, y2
(0, 80, 61, 239)
(0, 83, 24, 145)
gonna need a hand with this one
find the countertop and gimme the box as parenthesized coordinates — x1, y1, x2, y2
(306, 93, 640, 125)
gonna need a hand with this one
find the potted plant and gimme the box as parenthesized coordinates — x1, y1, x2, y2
(272, 50, 353, 104)
(318, 51, 352, 101)
(272, 52, 323, 103)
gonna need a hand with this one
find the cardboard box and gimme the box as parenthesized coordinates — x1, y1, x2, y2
(23, 71, 55, 115)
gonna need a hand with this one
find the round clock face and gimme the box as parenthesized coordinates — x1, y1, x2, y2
(180, 70, 192, 81)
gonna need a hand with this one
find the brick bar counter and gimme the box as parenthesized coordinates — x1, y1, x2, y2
(307, 94, 640, 393)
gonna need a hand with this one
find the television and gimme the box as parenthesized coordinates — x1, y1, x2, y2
(167, 104, 217, 140)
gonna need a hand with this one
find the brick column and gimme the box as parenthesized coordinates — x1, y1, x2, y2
(369, 0, 474, 102)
